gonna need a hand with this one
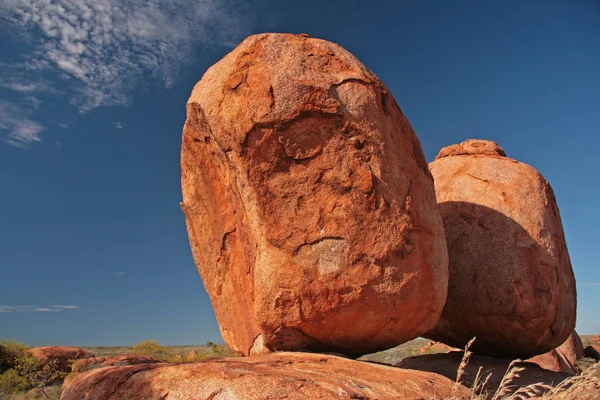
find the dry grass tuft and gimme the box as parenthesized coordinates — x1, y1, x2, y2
(440, 338, 600, 400)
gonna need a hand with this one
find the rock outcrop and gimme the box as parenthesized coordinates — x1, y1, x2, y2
(425, 139, 576, 358)
(70, 355, 162, 373)
(587, 335, 600, 359)
(586, 345, 600, 360)
(28, 346, 94, 373)
(527, 331, 585, 375)
(398, 351, 571, 397)
(180, 33, 448, 356)
(61, 352, 470, 400)
(186, 350, 199, 361)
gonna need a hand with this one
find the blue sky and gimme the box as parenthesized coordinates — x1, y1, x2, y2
(0, 0, 598, 346)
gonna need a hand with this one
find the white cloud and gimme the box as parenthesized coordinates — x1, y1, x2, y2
(0, 305, 80, 313)
(0, 0, 250, 112)
(113, 121, 127, 130)
(0, 81, 47, 93)
(0, 100, 45, 147)
(100, 271, 127, 276)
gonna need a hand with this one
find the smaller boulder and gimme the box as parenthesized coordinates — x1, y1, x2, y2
(186, 350, 199, 361)
(28, 346, 94, 373)
(527, 331, 585, 375)
(71, 355, 162, 373)
(527, 350, 578, 375)
(585, 345, 600, 360)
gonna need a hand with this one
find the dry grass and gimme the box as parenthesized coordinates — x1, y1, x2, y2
(439, 338, 600, 400)
(83, 344, 238, 361)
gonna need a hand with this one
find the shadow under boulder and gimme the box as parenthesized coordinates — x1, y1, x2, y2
(398, 351, 571, 396)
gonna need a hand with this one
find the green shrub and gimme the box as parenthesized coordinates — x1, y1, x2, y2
(14, 353, 66, 392)
(210, 345, 237, 358)
(0, 341, 28, 355)
(132, 340, 173, 361)
(0, 340, 28, 374)
(0, 368, 30, 396)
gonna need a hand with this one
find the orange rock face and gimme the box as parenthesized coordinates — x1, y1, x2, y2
(61, 352, 471, 400)
(71, 355, 162, 373)
(28, 346, 94, 372)
(527, 331, 585, 375)
(180, 33, 448, 356)
(425, 139, 576, 358)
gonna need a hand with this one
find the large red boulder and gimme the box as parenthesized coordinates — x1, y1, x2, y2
(28, 346, 94, 372)
(180, 33, 448, 356)
(425, 139, 576, 358)
(60, 352, 471, 400)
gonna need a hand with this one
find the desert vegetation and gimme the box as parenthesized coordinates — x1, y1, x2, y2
(0, 341, 65, 399)
(443, 339, 600, 400)
(0, 339, 238, 399)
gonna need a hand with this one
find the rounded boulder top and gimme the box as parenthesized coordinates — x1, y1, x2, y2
(435, 139, 506, 160)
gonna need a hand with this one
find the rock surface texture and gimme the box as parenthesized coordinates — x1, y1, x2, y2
(60, 352, 471, 400)
(425, 139, 576, 358)
(71, 355, 162, 373)
(28, 346, 94, 373)
(181, 33, 448, 356)
(527, 331, 585, 375)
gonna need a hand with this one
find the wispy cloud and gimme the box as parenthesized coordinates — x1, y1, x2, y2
(0, 80, 48, 94)
(0, 305, 80, 313)
(100, 271, 127, 276)
(23, 96, 43, 109)
(0, 100, 45, 147)
(0, 0, 250, 114)
(113, 121, 127, 130)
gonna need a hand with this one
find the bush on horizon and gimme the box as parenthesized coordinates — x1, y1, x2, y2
(0, 340, 28, 374)
(132, 340, 174, 361)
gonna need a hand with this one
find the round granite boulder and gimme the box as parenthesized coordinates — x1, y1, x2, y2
(425, 139, 576, 358)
